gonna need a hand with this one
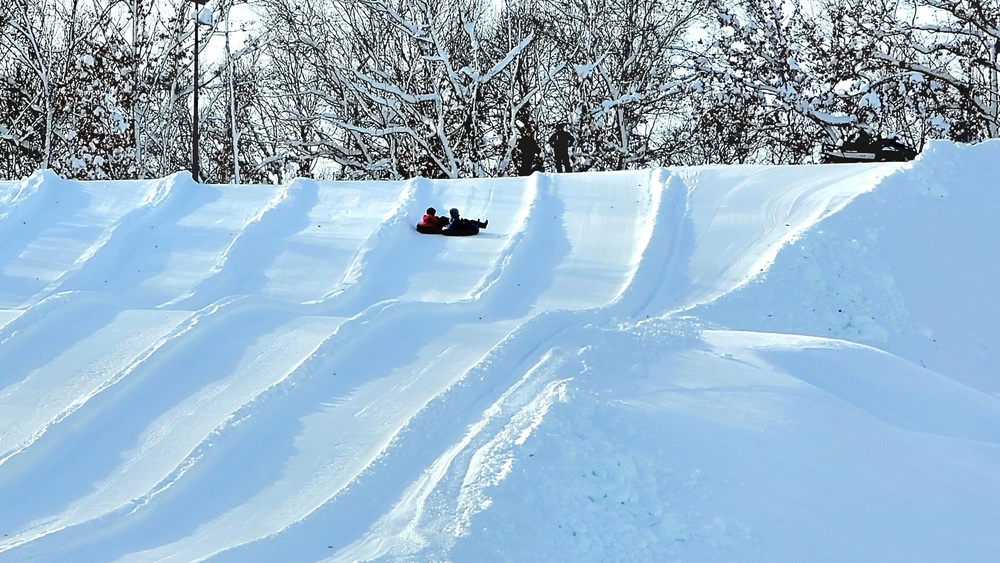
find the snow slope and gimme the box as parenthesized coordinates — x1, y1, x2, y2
(0, 141, 998, 562)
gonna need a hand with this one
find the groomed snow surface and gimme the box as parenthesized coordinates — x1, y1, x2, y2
(1, 140, 998, 562)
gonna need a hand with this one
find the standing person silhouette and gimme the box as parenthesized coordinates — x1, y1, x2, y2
(515, 129, 541, 176)
(548, 123, 574, 173)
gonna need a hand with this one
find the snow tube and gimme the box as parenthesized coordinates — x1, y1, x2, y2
(441, 223, 479, 236)
(415, 223, 444, 234)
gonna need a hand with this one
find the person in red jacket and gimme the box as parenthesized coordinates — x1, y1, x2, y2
(419, 207, 449, 230)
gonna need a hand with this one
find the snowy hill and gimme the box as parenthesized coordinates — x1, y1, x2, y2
(1, 141, 998, 562)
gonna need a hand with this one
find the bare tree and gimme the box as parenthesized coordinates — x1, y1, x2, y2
(527, 0, 707, 170)
(901, 0, 1000, 141)
(251, 0, 540, 179)
(1, 0, 62, 175)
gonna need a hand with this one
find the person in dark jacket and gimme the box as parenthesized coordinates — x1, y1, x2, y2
(548, 122, 574, 173)
(448, 207, 488, 229)
(515, 130, 542, 176)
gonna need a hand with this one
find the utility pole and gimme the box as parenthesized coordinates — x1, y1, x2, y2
(192, 0, 209, 182)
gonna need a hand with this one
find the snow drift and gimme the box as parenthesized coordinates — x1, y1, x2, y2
(1, 141, 998, 562)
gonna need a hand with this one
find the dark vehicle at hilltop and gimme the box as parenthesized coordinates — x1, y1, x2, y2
(821, 129, 918, 164)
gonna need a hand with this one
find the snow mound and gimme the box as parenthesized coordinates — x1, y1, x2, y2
(0, 145, 998, 562)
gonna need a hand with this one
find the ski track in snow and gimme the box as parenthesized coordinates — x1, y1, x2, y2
(1, 152, 999, 562)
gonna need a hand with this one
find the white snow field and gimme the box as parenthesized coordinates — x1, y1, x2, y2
(1, 140, 999, 562)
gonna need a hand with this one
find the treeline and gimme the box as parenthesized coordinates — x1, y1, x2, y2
(1, 0, 998, 182)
